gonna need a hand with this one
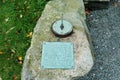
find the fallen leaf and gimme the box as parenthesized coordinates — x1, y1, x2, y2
(6, 27, 15, 34)
(19, 61, 22, 64)
(5, 44, 9, 47)
(5, 18, 9, 22)
(85, 9, 90, 15)
(26, 32, 32, 38)
(18, 56, 22, 61)
(11, 48, 15, 53)
(20, 14, 23, 18)
(0, 51, 3, 55)
(13, 75, 17, 80)
(24, 1, 27, 4)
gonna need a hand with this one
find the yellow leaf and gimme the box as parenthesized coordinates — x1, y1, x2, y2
(26, 32, 32, 38)
(0, 51, 3, 55)
(18, 56, 22, 61)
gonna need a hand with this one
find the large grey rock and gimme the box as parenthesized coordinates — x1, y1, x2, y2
(21, 0, 94, 80)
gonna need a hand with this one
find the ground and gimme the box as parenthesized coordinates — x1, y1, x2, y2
(75, 1, 120, 80)
(0, 0, 49, 80)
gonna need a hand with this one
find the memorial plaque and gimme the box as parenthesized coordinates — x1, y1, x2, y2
(41, 42, 74, 69)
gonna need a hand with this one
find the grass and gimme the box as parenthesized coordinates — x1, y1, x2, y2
(0, 0, 49, 80)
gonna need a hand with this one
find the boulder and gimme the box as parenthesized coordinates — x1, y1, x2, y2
(21, 0, 94, 80)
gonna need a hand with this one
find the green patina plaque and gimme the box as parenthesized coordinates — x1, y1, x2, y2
(41, 42, 74, 69)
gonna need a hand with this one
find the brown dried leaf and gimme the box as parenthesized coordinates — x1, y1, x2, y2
(13, 75, 17, 80)
(19, 61, 23, 64)
(85, 9, 90, 15)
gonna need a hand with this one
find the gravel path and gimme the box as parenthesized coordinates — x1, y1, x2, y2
(74, 2, 120, 80)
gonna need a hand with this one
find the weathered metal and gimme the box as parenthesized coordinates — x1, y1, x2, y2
(52, 20, 73, 37)
(41, 42, 74, 69)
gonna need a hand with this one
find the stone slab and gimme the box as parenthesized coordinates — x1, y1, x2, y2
(21, 0, 94, 80)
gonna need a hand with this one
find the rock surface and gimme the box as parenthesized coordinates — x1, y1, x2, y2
(21, 0, 94, 80)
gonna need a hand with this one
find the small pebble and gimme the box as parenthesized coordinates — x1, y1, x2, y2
(112, 47, 115, 50)
(100, 67, 103, 70)
(93, 73, 95, 76)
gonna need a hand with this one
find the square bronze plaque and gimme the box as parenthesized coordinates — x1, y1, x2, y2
(41, 42, 74, 69)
